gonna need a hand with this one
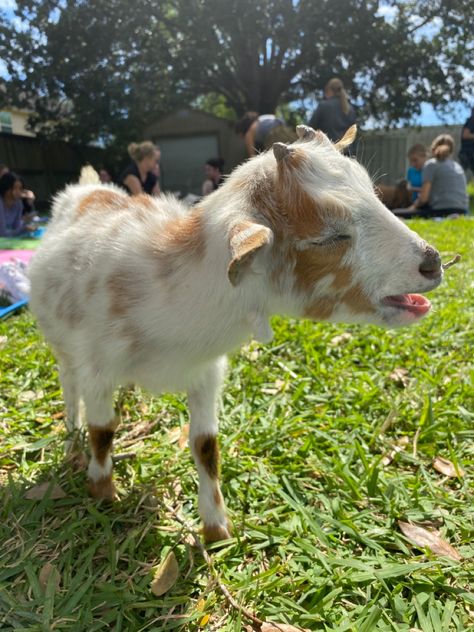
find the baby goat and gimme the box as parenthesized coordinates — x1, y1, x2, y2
(29, 126, 442, 542)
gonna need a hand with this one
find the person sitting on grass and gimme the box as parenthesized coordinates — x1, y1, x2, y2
(394, 134, 468, 219)
(406, 143, 427, 202)
(119, 141, 161, 196)
(202, 158, 225, 196)
(0, 171, 35, 237)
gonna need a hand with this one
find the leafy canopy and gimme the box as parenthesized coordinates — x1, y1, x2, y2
(0, 0, 471, 145)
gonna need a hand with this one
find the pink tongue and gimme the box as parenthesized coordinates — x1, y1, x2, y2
(384, 294, 431, 315)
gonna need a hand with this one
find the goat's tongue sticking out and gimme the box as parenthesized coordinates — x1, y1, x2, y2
(383, 293, 431, 317)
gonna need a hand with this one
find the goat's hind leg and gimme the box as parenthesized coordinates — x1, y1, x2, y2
(58, 359, 84, 453)
(188, 358, 231, 543)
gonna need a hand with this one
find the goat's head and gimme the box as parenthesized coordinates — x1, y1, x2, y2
(226, 125, 442, 328)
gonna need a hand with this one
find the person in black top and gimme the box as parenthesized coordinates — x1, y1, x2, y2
(202, 158, 225, 196)
(459, 107, 474, 174)
(119, 141, 161, 195)
(309, 78, 357, 143)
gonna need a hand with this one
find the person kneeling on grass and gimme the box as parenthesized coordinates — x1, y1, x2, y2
(394, 134, 468, 219)
(0, 171, 36, 237)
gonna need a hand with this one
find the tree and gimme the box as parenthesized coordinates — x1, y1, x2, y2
(0, 0, 181, 146)
(169, 0, 473, 121)
(1, 0, 472, 146)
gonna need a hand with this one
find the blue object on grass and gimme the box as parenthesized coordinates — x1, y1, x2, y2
(30, 226, 46, 238)
(0, 298, 28, 319)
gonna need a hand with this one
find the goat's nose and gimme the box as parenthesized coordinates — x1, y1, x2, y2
(419, 246, 442, 279)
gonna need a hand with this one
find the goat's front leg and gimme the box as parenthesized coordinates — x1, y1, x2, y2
(83, 386, 118, 501)
(188, 358, 231, 543)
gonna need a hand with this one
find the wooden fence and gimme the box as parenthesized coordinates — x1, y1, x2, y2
(0, 123, 465, 210)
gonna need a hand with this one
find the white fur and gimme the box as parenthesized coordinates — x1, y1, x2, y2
(28, 129, 442, 537)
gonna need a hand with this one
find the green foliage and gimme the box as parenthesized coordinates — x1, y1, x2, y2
(0, 219, 473, 630)
(0, 0, 472, 145)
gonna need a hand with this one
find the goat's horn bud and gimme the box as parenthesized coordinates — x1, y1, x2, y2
(273, 142, 292, 162)
(296, 125, 316, 141)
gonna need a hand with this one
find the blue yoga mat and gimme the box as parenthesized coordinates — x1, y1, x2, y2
(0, 298, 29, 319)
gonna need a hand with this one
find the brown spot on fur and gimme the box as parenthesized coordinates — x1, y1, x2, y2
(304, 299, 337, 320)
(214, 488, 223, 507)
(88, 419, 118, 465)
(148, 209, 205, 279)
(131, 194, 156, 210)
(203, 521, 232, 543)
(76, 190, 125, 217)
(106, 270, 145, 318)
(342, 282, 376, 314)
(88, 475, 116, 501)
(194, 435, 219, 479)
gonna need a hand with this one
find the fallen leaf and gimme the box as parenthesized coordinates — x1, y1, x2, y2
(178, 424, 189, 449)
(0, 335, 8, 348)
(381, 436, 409, 466)
(389, 368, 410, 387)
(199, 613, 211, 627)
(330, 332, 353, 346)
(262, 623, 311, 632)
(150, 551, 179, 596)
(168, 427, 181, 443)
(39, 563, 61, 593)
(196, 598, 206, 612)
(25, 482, 67, 500)
(19, 390, 44, 402)
(398, 521, 461, 561)
(432, 456, 464, 478)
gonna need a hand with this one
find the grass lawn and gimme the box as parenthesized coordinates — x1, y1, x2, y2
(0, 218, 473, 632)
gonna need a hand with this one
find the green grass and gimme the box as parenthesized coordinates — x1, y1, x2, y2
(1, 219, 473, 631)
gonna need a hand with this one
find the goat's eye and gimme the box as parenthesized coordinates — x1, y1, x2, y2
(312, 234, 351, 247)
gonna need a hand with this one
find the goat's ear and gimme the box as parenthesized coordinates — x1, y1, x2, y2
(334, 124, 357, 151)
(228, 221, 273, 286)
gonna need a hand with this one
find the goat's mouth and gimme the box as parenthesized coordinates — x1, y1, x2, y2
(382, 293, 431, 319)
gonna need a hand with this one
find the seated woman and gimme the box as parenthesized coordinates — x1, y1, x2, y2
(394, 134, 468, 219)
(202, 158, 225, 196)
(119, 141, 161, 196)
(0, 171, 35, 237)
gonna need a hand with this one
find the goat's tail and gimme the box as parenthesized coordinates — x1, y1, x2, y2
(79, 165, 100, 185)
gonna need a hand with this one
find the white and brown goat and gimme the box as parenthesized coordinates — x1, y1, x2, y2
(28, 125, 442, 542)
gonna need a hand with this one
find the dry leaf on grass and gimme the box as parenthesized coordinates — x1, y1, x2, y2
(167, 424, 189, 449)
(18, 389, 44, 402)
(0, 335, 8, 348)
(39, 563, 61, 593)
(381, 436, 409, 466)
(199, 613, 211, 627)
(330, 332, 353, 346)
(389, 368, 410, 387)
(150, 551, 179, 596)
(398, 521, 461, 561)
(262, 379, 286, 395)
(432, 456, 464, 478)
(261, 623, 311, 632)
(25, 481, 67, 500)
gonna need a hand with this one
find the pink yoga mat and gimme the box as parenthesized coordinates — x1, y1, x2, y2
(0, 250, 35, 265)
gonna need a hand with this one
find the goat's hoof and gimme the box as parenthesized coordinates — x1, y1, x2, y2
(88, 476, 117, 501)
(203, 522, 232, 544)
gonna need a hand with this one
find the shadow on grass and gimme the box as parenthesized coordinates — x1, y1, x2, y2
(0, 448, 215, 632)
